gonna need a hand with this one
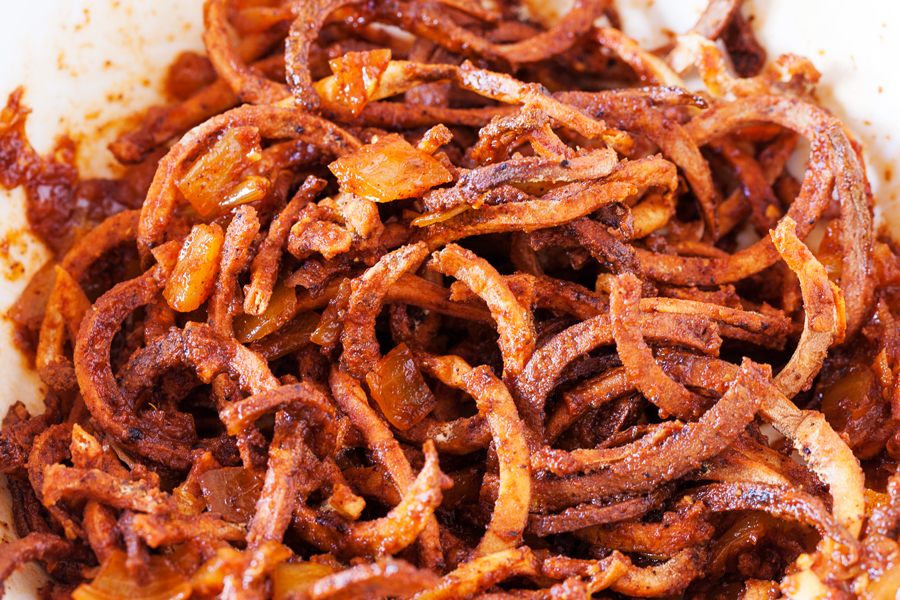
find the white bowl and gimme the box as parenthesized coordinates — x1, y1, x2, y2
(0, 1, 897, 596)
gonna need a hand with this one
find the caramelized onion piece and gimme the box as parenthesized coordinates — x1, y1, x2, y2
(386, 273, 493, 324)
(527, 358, 762, 511)
(234, 280, 298, 343)
(319, 60, 457, 119)
(413, 548, 540, 600)
(373, 0, 605, 68)
(272, 562, 336, 600)
(545, 367, 633, 442)
(329, 134, 452, 203)
(421, 353, 531, 556)
(758, 387, 866, 540)
(826, 126, 872, 338)
(609, 547, 708, 597)
(366, 343, 437, 430)
(175, 126, 262, 217)
(394, 413, 492, 455)
(690, 0, 743, 39)
(198, 467, 265, 522)
(193, 542, 292, 598)
(139, 104, 361, 261)
(632, 96, 838, 283)
(72, 551, 191, 600)
(315, 49, 393, 118)
(533, 422, 683, 477)
(163, 223, 225, 313)
(463, 366, 531, 556)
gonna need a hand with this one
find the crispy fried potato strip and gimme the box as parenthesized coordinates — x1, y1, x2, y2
(527, 358, 761, 511)
(0, 533, 78, 597)
(544, 547, 708, 597)
(419, 353, 530, 556)
(37, 210, 141, 390)
(770, 216, 844, 397)
(429, 244, 535, 381)
(657, 351, 866, 538)
(517, 310, 721, 429)
(420, 156, 675, 248)
(611, 273, 711, 419)
(306, 558, 438, 600)
(691, 481, 858, 555)
(414, 547, 540, 600)
(342, 242, 429, 378)
(245, 177, 326, 316)
(328, 367, 444, 567)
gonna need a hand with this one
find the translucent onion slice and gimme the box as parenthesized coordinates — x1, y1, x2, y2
(329, 133, 452, 202)
(219, 175, 271, 209)
(198, 467, 266, 523)
(175, 126, 262, 216)
(411, 204, 470, 227)
(310, 280, 351, 347)
(71, 551, 191, 600)
(272, 562, 337, 600)
(366, 342, 437, 430)
(163, 223, 225, 313)
(234, 280, 298, 343)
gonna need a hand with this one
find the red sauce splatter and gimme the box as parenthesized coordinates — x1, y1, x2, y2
(0, 88, 158, 257)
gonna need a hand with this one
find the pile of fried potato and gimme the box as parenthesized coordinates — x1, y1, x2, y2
(1, 0, 899, 598)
